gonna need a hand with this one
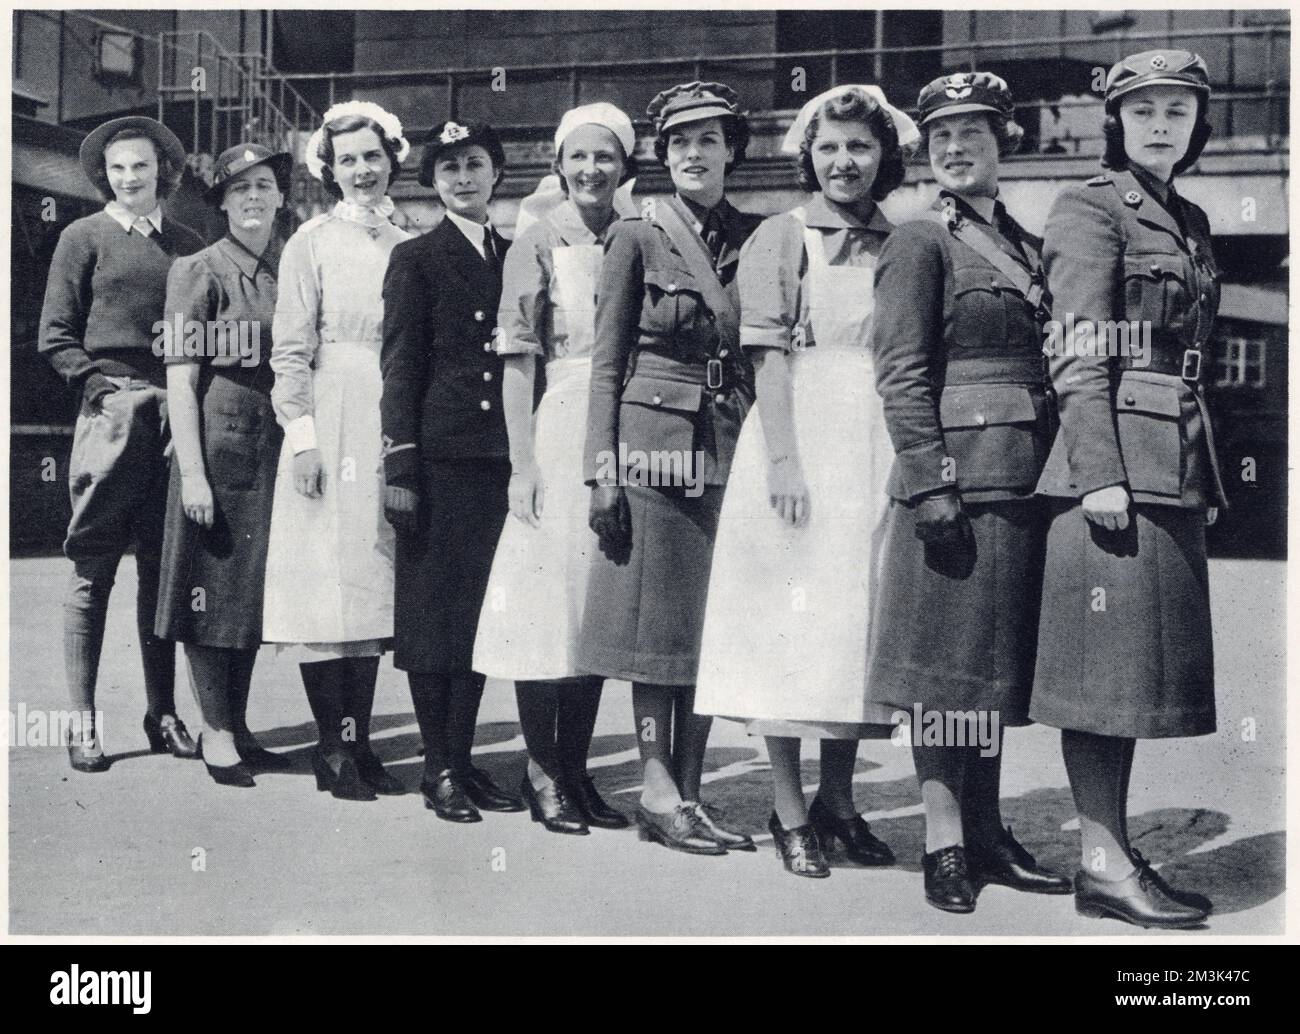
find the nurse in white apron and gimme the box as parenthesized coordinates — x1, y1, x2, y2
(473, 103, 637, 835)
(695, 85, 916, 877)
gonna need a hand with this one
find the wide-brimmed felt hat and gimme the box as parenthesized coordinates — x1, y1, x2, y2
(917, 72, 1015, 126)
(204, 143, 294, 205)
(79, 115, 186, 185)
(418, 120, 506, 187)
(1105, 50, 1211, 108)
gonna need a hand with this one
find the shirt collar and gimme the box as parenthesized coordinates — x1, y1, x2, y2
(549, 198, 611, 246)
(218, 233, 280, 282)
(676, 194, 731, 231)
(443, 207, 494, 256)
(104, 201, 163, 234)
(805, 193, 893, 233)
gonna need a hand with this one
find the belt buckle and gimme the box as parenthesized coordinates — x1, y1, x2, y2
(706, 359, 724, 391)
(1180, 349, 1202, 384)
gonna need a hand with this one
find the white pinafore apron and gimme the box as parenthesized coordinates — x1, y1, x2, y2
(695, 208, 897, 735)
(473, 241, 605, 680)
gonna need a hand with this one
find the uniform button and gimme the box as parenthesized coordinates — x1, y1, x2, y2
(714, 393, 726, 404)
(719, 348, 729, 358)
(974, 413, 987, 427)
(474, 310, 485, 322)
(1200, 293, 1209, 303)
(1150, 264, 1162, 275)
(1124, 396, 1136, 406)
(667, 282, 678, 292)
(480, 400, 491, 411)
(483, 341, 493, 352)
(652, 394, 663, 406)
(483, 371, 493, 382)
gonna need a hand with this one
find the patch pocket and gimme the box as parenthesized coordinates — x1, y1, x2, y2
(618, 375, 703, 462)
(1123, 253, 1188, 327)
(204, 405, 264, 491)
(1114, 375, 1183, 498)
(938, 382, 1042, 492)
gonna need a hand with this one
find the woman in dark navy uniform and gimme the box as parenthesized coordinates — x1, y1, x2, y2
(155, 144, 292, 787)
(580, 82, 762, 855)
(381, 120, 525, 823)
(868, 73, 1071, 912)
(1032, 51, 1223, 928)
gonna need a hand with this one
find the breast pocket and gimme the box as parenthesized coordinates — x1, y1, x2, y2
(1123, 252, 1191, 329)
(951, 266, 1011, 347)
(642, 266, 703, 347)
(204, 403, 266, 491)
(618, 375, 703, 460)
(939, 382, 1044, 493)
(1114, 375, 1183, 499)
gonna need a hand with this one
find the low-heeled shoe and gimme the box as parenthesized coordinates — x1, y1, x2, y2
(143, 713, 200, 759)
(422, 770, 481, 822)
(353, 748, 405, 795)
(522, 776, 589, 835)
(460, 766, 526, 812)
(235, 737, 294, 772)
(567, 771, 630, 829)
(636, 804, 727, 856)
(684, 800, 756, 851)
(922, 845, 976, 914)
(967, 825, 1072, 894)
(1075, 864, 1208, 929)
(311, 747, 377, 802)
(67, 730, 110, 774)
(1130, 849, 1213, 914)
(808, 796, 894, 866)
(769, 812, 830, 878)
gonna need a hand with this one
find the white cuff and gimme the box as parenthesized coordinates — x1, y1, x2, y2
(285, 415, 318, 454)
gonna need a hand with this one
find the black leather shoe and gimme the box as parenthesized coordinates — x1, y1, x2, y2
(234, 735, 293, 772)
(204, 759, 256, 788)
(143, 713, 200, 758)
(566, 771, 630, 829)
(422, 770, 481, 823)
(922, 846, 976, 914)
(967, 826, 1072, 894)
(311, 747, 377, 802)
(67, 729, 110, 773)
(684, 800, 756, 851)
(636, 804, 727, 856)
(459, 766, 526, 812)
(1075, 864, 1208, 928)
(353, 748, 405, 795)
(522, 776, 589, 835)
(769, 812, 830, 878)
(1130, 849, 1213, 914)
(808, 796, 894, 866)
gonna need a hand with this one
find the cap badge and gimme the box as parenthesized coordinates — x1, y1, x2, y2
(1150, 54, 1168, 70)
(243, 149, 257, 163)
(944, 74, 974, 100)
(440, 122, 470, 145)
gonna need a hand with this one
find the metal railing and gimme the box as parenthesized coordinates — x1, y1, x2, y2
(274, 22, 1289, 152)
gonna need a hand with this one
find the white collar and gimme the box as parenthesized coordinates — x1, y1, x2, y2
(332, 196, 396, 228)
(104, 202, 163, 234)
(443, 207, 493, 259)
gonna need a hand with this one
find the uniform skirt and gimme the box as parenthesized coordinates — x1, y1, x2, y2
(1029, 500, 1216, 738)
(396, 458, 510, 674)
(473, 358, 599, 681)
(155, 372, 282, 649)
(866, 496, 1047, 725)
(577, 484, 723, 686)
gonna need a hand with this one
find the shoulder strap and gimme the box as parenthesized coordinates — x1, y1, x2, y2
(650, 198, 741, 351)
(921, 208, 1046, 314)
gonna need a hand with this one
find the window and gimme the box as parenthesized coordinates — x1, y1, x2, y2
(1213, 336, 1267, 389)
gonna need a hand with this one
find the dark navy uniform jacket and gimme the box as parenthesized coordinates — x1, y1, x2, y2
(1036, 166, 1224, 509)
(583, 196, 763, 489)
(380, 215, 512, 488)
(872, 192, 1054, 505)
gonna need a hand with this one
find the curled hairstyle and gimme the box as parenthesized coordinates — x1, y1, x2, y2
(91, 131, 182, 201)
(1101, 95, 1213, 176)
(798, 87, 908, 200)
(316, 114, 403, 200)
(551, 136, 639, 197)
(920, 111, 1024, 159)
(653, 114, 751, 176)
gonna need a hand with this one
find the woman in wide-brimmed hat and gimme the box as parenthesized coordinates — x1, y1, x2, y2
(39, 115, 205, 772)
(155, 143, 294, 788)
(262, 101, 412, 802)
(1033, 50, 1223, 929)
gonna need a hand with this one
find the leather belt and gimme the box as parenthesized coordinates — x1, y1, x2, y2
(945, 354, 1045, 385)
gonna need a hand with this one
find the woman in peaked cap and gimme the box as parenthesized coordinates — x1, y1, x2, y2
(578, 81, 763, 856)
(155, 144, 293, 787)
(1033, 50, 1222, 928)
(472, 103, 638, 835)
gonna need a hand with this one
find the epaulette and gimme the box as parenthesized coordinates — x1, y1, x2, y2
(1085, 173, 1111, 186)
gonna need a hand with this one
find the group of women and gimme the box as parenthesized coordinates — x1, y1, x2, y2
(38, 47, 1224, 930)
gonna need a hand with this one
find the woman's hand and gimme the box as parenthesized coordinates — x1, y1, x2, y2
(1081, 484, 1131, 531)
(180, 474, 215, 528)
(914, 490, 969, 549)
(509, 461, 545, 528)
(293, 449, 325, 499)
(384, 485, 419, 535)
(766, 455, 810, 527)
(589, 485, 631, 559)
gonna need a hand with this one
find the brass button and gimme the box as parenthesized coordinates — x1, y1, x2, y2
(474, 310, 485, 322)
(1150, 264, 1162, 275)
(1124, 395, 1136, 406)
(483, 371, 493, 382)
(667, 281, 678, 292)
(974, 413, 987, 426)
(483, 342, 493, 352)
(719, 348, 729, 358)
(480, 400, 491, 411)
(652, 394, 663, 406)
(714, 393, 726, 404)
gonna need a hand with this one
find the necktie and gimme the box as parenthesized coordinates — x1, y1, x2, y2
(133, 216, 154, 238)
(482, 226, 499, 272)
(702, 208, 725, 265)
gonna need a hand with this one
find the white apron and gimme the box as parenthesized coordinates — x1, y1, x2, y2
(472, 242, 604, 680)
(695, 208, 897, 735)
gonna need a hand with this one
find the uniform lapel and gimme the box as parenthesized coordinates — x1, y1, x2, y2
(1116, 169, 1184, 248)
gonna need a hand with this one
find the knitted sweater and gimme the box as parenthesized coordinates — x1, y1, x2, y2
(38, 209, 204, 388)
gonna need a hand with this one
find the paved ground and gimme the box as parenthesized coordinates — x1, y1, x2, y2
(6, 554, 1286, 937)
